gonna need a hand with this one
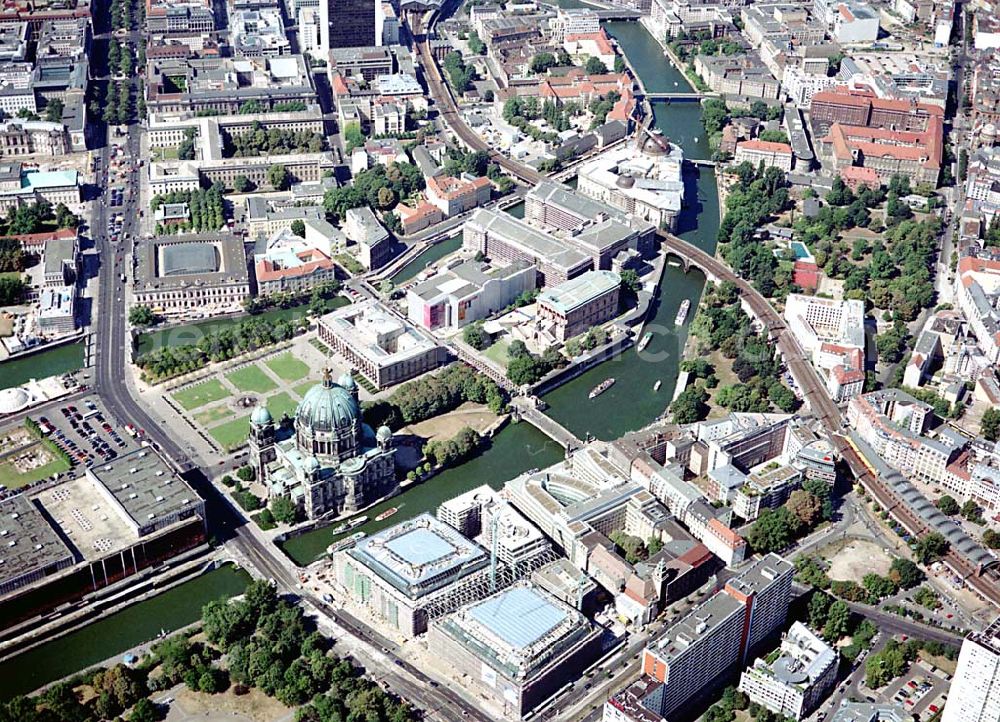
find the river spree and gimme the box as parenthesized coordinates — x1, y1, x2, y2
(0, 341, 85, 392)
(280, 421, 564, 565)
(0, 565, 250, 701)
(542, 22, 720, 439)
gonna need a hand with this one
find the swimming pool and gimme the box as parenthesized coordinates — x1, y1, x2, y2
(790, 241, 814, 261)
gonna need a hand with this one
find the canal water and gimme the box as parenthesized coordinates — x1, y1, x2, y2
(390, 234, 463, 284)
(0, 564, 250, 701)
(604, 22, 690, 92)
(0, 341, 86, 392)
(135, 298, 349, 356)
(280, 421, 564, 565)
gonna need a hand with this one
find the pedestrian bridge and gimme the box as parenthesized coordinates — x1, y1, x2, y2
(510, 398, 583, 451)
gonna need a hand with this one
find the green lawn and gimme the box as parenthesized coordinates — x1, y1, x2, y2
(0, 447, 71, 488)
(293, 380, 319, 398)
(266, 353, 310, 382)
(152, 146, 179, 161)
(225, 365, 278, 394)
(194, 405, 236, 427)
(207, 415, 251, 451)
(172, 379, 230, 411)
(264, 392, 298, 420)
(483, 338, 510, 368)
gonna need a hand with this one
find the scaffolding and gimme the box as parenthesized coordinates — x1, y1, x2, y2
(422, 545, 564, 620)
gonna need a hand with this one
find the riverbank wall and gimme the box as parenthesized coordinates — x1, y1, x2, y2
(532, 335, 634, 397)
(0, 331, 86, 364)
(0, 548, 218, 661)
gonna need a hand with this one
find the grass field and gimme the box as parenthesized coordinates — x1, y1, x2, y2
(265, 353, 310, 382)
(293, 380, 318, 398)
(207, 415, 251, 451)
(483, 339, 510, 367)
(172, 379, 230, 411)
(194, 405, 236, 427)
(225, 365, 278, 394)
(0, 449, 70, 488)
(264, 392, 298, 420)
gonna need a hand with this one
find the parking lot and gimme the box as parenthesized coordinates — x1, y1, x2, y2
(863, 657, 950, 721)
(33, 394, 143, 471)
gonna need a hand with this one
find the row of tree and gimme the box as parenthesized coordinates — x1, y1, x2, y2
(223, 125, 326, 158)
(136, 316, 305, 381)
(150, 186, 225, 233)
(363, 362, 506, 430)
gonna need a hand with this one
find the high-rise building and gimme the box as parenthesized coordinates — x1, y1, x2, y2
(605, 554, 794, 722)
(942, 619, 1000, 722)
(319, 0, 378, 51)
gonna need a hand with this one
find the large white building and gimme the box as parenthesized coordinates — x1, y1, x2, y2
(577, 129, 685, 231)
(954, 252, 1000, 365)
(942, 618, 1000, 722)
(739, 622, 838, 720)
(317, 300, 448, 389)
(406, 259, 536, 332)
(784, 294, 866, 402)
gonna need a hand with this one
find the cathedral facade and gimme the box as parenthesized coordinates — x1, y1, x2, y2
(248, 370, 398, 519)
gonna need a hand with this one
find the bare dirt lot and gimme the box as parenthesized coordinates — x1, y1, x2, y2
(822, 538, 893, 580)
(166, 686, 291, 722)
(399, 402, 500, 442)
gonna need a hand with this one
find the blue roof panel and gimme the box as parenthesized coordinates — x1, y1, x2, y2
(385, 527, 456, 566)
(468, 587, 567, 650)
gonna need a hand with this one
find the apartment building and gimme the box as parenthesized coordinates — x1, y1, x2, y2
(739, 622, 838, 720)
(942, 618, 1000, 722)
(606, 554, 793, 721)
(146, 0, 214, 34)
(694, 53, 781, 100)
(954, 252, 1000, 365)
(846, 389, 969, 490)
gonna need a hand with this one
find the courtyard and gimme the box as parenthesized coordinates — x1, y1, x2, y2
(166, 341, 358, 453)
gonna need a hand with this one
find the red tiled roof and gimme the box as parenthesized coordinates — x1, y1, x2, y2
(565, 29, 614, 55)
(707, 518, 745, 548)
(6, 227, 77, 247)
(736, 139, 793, 154)
(255, 249, 335, 282)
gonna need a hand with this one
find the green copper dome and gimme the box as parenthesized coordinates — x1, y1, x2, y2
(296, 373, 360, 432)
(251, 405, 273, 425)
